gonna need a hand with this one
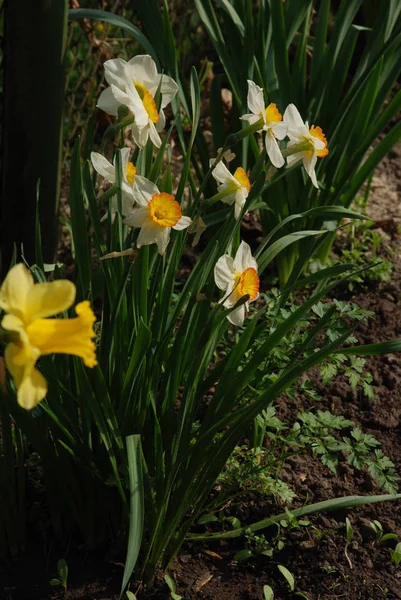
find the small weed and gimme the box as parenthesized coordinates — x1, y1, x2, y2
(49, 559, 68, 592)
(369, 520, 398, 544)
(390, 542, 401, 566)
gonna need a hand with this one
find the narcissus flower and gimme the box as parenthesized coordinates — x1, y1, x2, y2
(0, 264, 97, 410)
(283, 104, 329, 188)
(97, 55, 178, 148)
(240, 80, 288, 168)
(214, 241, 260, 326)
(91, 148, 137, 216)
(124, 176, 192, 255)
(211, 160, 251, 220)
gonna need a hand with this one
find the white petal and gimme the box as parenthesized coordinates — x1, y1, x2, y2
(136, 220, 159, 248)
(156, 109, 166, 132)
(233, 241, 258, 273)
(212, 161, 236, 185)
(120, 148, 131, 181)
(154, 227, 171, 255)
(90, 152, 115, 183)
(103, 58, 128, 88)
(272, 121, 288, 140)
(110, 83, 131, 109)
(133, 175, 159, 206)
(227, 304, 246, 326)
(240, 113, 262, 127)
(111, 189, 135, 217)
(265, 134, 284, 168)
(173, 216, 192, 231)
(149, 121, 162, 148)
(159, 74, 179, 108)
(214, 255, 234, 291)
(124, 206, 149, 227)
(234, 189, 247, 219)
(247, 80, 265, 116)
(283, 104, 305, 131)
(97, 87, 120, 116)
(126, 54, 158, 83)
(286, 152, 302, 167)
(312, 136, 325, 151)
(220, 192, 236, 206)
(131, 123, 150, 149)
(303, 153, 319, 188)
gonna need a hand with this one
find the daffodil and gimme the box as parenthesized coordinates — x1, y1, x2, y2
(0, 264, 97, 410)
(91, 148, 137, 217)
(210, 160, 251, 220)
(97, 55, 178, 149)
(214, 241, 260, 326)
(240, 80, 288, 168)
(124, 176, 192, 255)
(283, 104, 329, 188)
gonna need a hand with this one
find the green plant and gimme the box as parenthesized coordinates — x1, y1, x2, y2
(369, 520, 398, 545)
(2, 27, 401, 599)
(164, 574, 182, 600)
(344, 517, 354, 568)
(50, 559, 69, 592)
(390, 542, 401, 566)
(263, 585, 274, 600)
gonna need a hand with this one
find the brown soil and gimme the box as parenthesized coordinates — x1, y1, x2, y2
(2, 147, 401, 600)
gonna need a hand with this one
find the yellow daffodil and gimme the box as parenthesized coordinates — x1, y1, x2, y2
(240, 80, 288, 168)
(91, 148, 137, 217)
(210, 159, 251, 220)
(283, 104, 329, 188)
(124, 176, 192, 255)
(214, 241, 260, 326)
(97, 55, 178, 149)
(0, 264, 97, 410)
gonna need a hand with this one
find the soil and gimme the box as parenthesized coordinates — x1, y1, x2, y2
(2, 146, 401, 600)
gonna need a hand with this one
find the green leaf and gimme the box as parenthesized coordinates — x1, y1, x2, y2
(120, 435, 144, 598)
(188, 494, 401, 541)
(277, 565, 295, 591)
(263, 584, 275, 600)
(336, 338, 401, 356)
(68, 9, 157, 60)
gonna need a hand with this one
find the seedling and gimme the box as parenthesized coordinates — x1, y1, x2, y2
(390, 542, 401, 566)
(370, 520, 398, 544)
(263, 585, 274, 600)
(277, 565, 295, 591)
(49, 559, 68, 592)
(126, 592, 137, 600)
(164, 573, 182, 600)
(344, 517, 354, 569)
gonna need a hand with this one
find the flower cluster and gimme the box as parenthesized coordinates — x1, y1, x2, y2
(241, 80, 328, 188)
(91, 56, 330, 326)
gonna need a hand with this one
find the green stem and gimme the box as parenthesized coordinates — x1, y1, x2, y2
(186, 493, 401, 541)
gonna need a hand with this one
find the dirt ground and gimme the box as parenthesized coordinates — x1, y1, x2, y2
(2, 146, 401, 600)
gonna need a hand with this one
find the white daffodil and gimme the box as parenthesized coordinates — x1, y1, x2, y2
(97, 55, 178, 149)
(240, 80, 288, 168)
(123, 176, 192, 255)
(214, 241, 260, 326)
(211, 160, 251, 220)
(283, 104, 329, 188)
(90, 148, 137, 217)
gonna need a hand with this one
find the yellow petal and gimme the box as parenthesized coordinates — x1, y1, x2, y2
(26, 301, 98, 368)
(25, 280, 76, 321)
(5, 343, 47, 410)
(0, 264, 33, 320)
